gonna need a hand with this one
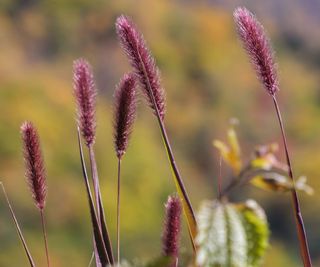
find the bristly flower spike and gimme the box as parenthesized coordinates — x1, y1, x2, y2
(234, 7, 278, 96)
(21, 121, 47, 210)
(113, 73, 137, 159)
(113, 72, 137, 265)
(116, 15, 197, 250)
(162, 195, 182, 264)
(21, 121, 50, 266)
(234, 7, 312, 266)
(115, 15, 165, 120)
(73, 58, 97, 146)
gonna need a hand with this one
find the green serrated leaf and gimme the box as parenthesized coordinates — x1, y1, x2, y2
(196, 200, 269, 267)
(237, 200, 269, 267)
(77, 129, 110, 266)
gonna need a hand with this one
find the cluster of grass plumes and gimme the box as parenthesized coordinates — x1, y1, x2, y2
(0, 6, 314, 267)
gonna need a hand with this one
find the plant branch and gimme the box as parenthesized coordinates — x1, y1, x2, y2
(220, 164, 252, 197)
(272, 95, 312, 267)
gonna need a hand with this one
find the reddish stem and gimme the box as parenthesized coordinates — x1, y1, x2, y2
(136, 51, 197, 251)
(272, 95, 312, 267)
(116, 158, 121, 266)
(40, 210, 50, 267)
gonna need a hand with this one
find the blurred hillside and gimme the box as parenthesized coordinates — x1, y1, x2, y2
(0, 1, 320, 266)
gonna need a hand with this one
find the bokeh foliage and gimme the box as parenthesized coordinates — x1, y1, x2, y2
(0, 0, 320, 266)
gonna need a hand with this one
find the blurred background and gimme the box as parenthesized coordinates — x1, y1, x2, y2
(0, 0, 319, 266)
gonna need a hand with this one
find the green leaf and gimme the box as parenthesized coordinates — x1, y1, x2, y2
(196, 200, 269, 267)
(237, 200, 269, 267)
(77, 129, 110, 266)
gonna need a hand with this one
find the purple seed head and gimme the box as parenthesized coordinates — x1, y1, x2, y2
(113, 73, 137, 159)
(115, 15, 166, 120)
(73, 58, 97, 146)
(162, 195, 182, 259)
(234, 7, 279, 95)
(21, 121, 47, 210)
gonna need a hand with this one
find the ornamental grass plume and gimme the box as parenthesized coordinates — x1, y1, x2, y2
(234, 7, 312, 267)
(115, 15, 197, 250)
(115, 15, 165, 120)
(21, 122, 47, 211)
(21, 121, 50, 267)
(113, 72, 137, 265)
(162, 195, 182, 267)
(73, 58, 97, 147)
(73, 58, 114, 266)
(113, 72, 137, 159)
(234, 7, 278, 96)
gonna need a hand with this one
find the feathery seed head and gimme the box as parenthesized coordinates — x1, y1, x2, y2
(115, 15, 166, 120)
(162, 195, 182, 259)
(21, 121, 47, 210)
(113, 73, 137, 159)
(73, 58, 97, 146)
(234, 7, 278, 95)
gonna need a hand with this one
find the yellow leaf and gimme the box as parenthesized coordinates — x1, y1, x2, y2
(213, 125, 242, 174)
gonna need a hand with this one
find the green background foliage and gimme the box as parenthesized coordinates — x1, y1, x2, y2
(0, 0, 320, 266)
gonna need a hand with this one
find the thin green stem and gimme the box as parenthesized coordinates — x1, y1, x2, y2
(272, 95, 312, 267)
(116, 158, 121, 266)
(40, 210, 50, 267)
(88, 252, 94, 267)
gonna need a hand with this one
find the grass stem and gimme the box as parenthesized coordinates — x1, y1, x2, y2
(40, 210, 50, 267)
(272, 95, 312, 267)
(137, 53, 197, 250)
(89, 145, 101, 221)
(116, 158, 121, 266)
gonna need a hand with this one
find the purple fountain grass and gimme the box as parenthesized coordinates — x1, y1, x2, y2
(21, 121, 50, 267)
(234, 7, 278, 96)
(73, 58, 97, 147)
(115, 15, 197, 251)
(73, 59, 101, 218)
(234, 7, 312, 267)
(116, 15, 165, 120)
(73, 59, 114, 266)
(113, 72, 137, 265)
(162, 195, 182, 267)
(21, 122, 47, 210)
(113, 73, 137, 159)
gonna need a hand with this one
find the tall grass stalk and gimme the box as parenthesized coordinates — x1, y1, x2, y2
(272, 95, 312, 267)
(234, 7, 312, 266)
(116, 16, 197, 250)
